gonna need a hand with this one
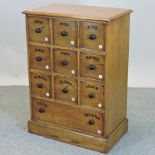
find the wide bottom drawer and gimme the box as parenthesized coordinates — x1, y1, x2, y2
(32, 98, 104, 136)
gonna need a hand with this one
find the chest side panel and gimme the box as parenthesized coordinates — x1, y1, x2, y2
(104, 15, 130, 137)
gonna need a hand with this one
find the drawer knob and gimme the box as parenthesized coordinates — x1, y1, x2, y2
(45, 92, 50, 97)
(88, 119, 95, 125)
(89, 34, 96, 40)
(62, 88, 69, 93)
(88, 64, 96, 70)
(60, 31, 68, 37)
(71, 70, 75, 75)
(99, 45, 103, 49)
(71, 40, 75, 46)
(39, 107, 45, 113)
(88, 93, 95, 99)
(98, 75, 103, 79)
(36, 56, 43, 61)
(45, 65, 49, 70)
(71, 97, 75, 102)
(45, 37, 48, 42)
(97, 130, 102, 134)
(61, 60, 69, 66)
(98, 103, 102, 108)
(37, 83, 43, 88)
(35, 28, 42, 33)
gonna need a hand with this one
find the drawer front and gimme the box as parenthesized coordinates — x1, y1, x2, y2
(27, 17, 50, 43)
(54, 76, 78, 104)
(80, 82, 104, 109)
(53, 49, 77, 76)
(53, 19, 77, 47)
(30, 46, 51, 71)
(31, 73, 51, 98)
(80, 22, 104, 50)
(32, 98, 104, 135)
(80, 53, 105, 80)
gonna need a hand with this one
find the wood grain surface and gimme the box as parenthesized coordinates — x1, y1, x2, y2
(31, 72, 52, 98)
(23, 3, 132, 22)
(54, 76, 78, 104)
(104, 15, 130, 137)
(27, 16, 50, 43)
(29, 45, 51, 71)
(80, 81, 104, 109)
(32, 98, 104, 136)
(53, 18, 78, 47)
(79, 21, 105, 50)
(80, 52, 105, 80)
(53, 49, 78, 76)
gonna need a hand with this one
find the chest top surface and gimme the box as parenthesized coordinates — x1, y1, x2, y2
(23, 3, 132, 21)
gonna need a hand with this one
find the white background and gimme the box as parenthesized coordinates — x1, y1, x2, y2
(0, 0, 154, 87)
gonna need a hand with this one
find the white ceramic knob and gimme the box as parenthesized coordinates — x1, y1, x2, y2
(45, 92, 50, 97)
(98, 103, 102, 108)
(71, 40, 75, 45)
(98, 75, 103, 79)
(97, 130, 102, 134)
(71, 97, 75, 102)
(45, 65, 49, 70)
(99, 45, 103, 49)
(71, 70, 75, 75)
(45, 37, 48, 42)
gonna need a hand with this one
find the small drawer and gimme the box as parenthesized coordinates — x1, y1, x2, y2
(80, 81, 104, 109)
(31, 73, 51, 98)
(29, 46, 51, 71)
(80, 53, 105, 80)
(27, 16, 50, 43)
(54, 76, 78, 104)
(53, 19, 77, 47)
(80, 21, 105, 50)
(32, 98, 104, 136)
(53, 49, 77, 76)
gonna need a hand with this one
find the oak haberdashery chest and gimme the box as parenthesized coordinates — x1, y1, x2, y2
(23, 4, 132, 153)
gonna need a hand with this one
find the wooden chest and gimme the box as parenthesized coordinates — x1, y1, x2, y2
(23, 4, 132, 153)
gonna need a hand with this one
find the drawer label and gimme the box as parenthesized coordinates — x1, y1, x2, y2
(34, 75, 47, 81)
(87, 25, 97, 30)
(35, 48, 44, 53)
(60, 22, 69, 27)
(60, 51, 70, 56)
(34, 20, 43, 24)
(59, 80, 72, 85)
(37, 101, 47, 107)
(84, 113, 100, 120)
(86, 84, 98, 90)
(86, 55, 99, 61)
